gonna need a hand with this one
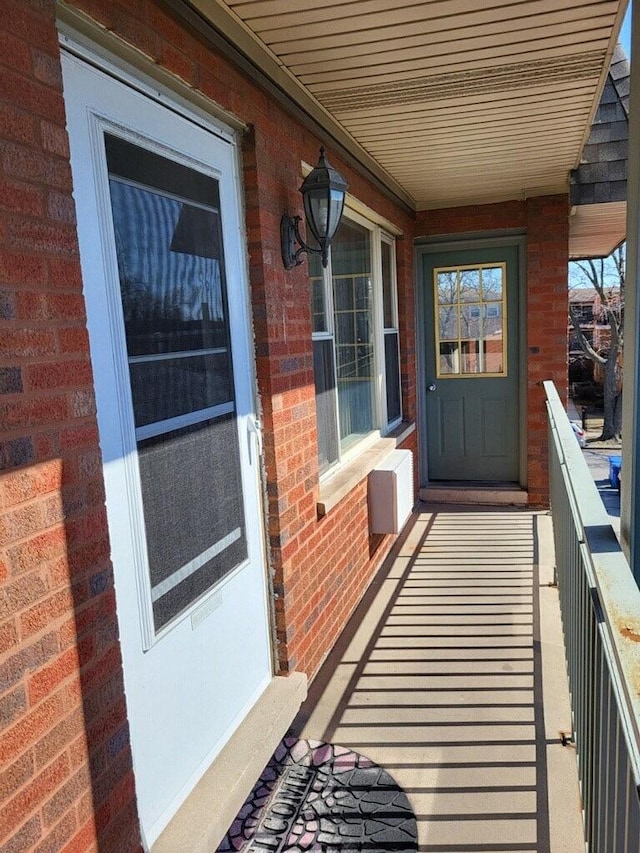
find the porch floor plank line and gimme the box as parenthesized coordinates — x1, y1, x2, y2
(293, 505, 584, 853)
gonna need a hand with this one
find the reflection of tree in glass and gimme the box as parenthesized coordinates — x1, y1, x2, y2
(437, 271, 457, 305)
(436, 267, 505, 375)
(119, 274, 180, 334)
(116, 232, 227, 357)
(460, 269, 480, 302)
(437, 272, 459, 374)
(109, 180, 228, 357)
(482, 267, 502, 300)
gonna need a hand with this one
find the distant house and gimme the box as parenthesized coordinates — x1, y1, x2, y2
(569, 286, 622, 388)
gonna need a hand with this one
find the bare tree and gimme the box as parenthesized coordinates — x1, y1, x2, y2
(569, 244, 624, 440)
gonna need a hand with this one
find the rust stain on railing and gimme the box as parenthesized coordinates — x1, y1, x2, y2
(621, 625, 640, 643)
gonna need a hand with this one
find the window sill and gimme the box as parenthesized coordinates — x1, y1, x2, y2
(317, 421, 416, 518)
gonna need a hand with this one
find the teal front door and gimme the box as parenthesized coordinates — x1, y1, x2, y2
(422, 245, 520, 482)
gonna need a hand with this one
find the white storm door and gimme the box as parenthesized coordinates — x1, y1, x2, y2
(61, 49, 272, 847)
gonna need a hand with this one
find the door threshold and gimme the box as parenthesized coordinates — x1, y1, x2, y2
(151, 672, 307, 853)
(420, 482, 528, 506)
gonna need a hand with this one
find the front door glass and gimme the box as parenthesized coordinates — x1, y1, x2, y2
(435, 264, 506, 377)
(106, 135, 247, 632)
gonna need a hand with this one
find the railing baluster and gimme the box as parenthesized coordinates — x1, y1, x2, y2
(625, 763, 640, 853)
(544, 381, 640, 851)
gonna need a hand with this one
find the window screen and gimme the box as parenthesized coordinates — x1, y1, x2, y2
(106, 134, 248, 632)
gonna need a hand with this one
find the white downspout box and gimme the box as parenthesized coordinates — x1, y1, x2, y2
(368, 449, 413, 534)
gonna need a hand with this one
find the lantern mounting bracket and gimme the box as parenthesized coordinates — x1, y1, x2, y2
(281, 214, 325, 270)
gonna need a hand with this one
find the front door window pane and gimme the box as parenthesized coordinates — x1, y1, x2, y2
(331, 219, 375, 447)
(434, 263, 507, 377)
(106, 134, 247, 632)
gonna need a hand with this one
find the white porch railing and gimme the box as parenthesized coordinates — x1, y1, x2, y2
(545, 380, 640, 852)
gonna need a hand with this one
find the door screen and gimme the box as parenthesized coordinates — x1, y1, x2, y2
(106, 135, 247, 632)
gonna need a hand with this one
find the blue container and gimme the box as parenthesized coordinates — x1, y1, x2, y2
(609, 455, 622, 490)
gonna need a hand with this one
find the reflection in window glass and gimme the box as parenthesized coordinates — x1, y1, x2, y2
(109, 183, 226, 358)
(109, 179, 234, 425)
(459, 268, 480, 302)
(438, 307, 458, 341)
(309, 252, 328, 333)
(434, 264, 506, 377)
(439, 342, 459, 375)
(313, 338, 339, 473)
(310, 219, 401, 469)
(381, 239, 401, 427)
(437, 271, 457, 305)
(482, 266, 503, 300)
(331, 219, 375, 448)
(381, 241, 394, 328)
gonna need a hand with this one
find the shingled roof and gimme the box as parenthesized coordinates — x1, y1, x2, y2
(570, 44, 629, 207)
(568, 43, 629, 258)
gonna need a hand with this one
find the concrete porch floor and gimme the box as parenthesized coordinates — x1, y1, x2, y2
(292, 505, 585, 853)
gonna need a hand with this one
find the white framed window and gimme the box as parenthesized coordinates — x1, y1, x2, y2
(311, 209, 402, 474)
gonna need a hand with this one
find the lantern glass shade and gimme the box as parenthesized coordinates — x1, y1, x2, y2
(303, 187, 345, 248)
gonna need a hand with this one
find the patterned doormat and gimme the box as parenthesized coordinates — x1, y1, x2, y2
(217, 737, 418, 852)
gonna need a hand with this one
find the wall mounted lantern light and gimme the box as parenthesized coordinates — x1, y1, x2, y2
(281, 147, 348, 270)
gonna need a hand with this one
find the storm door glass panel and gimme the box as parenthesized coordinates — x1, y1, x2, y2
(332, 218, 375, 448)
(106, 134, 247, 632)
(434, 263, 507, 378)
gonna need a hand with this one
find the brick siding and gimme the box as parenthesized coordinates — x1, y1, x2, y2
(237, 70, 416, 677)
(0, 2, 141, 852)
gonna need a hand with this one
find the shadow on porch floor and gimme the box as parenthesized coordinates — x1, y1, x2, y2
(289, 504, 585, 853)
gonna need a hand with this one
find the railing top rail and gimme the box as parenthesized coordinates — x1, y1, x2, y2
(544, 380, 640, 774)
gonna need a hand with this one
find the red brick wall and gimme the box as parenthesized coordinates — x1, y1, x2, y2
(237, 73, 416, 677)
(416, 196, 569, 506)
(1, 1, 418, 850)
(525, 195, 570, 505)
(0, 2, 141, 852)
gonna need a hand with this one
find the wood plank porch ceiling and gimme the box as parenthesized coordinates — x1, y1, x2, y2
(197, 0, 625, 212)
